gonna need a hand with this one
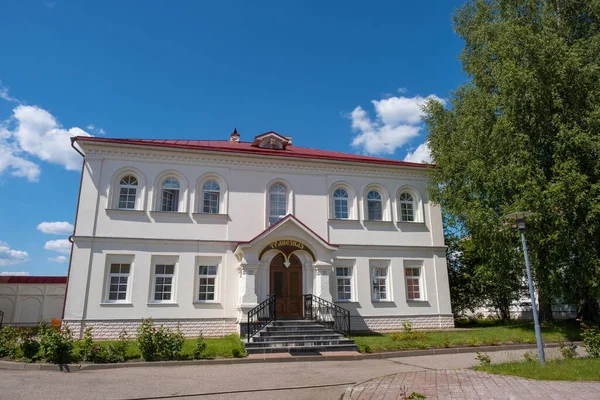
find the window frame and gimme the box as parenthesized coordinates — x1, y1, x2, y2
(268, 182, 289, 226)
(404, 264, 424, 301)
(333, 188, 350, 220)
(160, 178, 181, 212)
(196, 264, 219, 303)
(399, 192, 415, 222)
(118, 175, 138, 210)
(151, 262, 177, 303)
(371, 266, 389, 301)
(335, 266, 353, 302)
(367, 190, 383, 221)
(202, 180, 221, 214)
(104, 262, 133, 304)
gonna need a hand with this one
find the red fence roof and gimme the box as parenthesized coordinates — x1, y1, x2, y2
(0, 276, 67, 284)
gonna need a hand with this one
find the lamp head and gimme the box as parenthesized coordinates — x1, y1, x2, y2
(504, 211, 534, 231)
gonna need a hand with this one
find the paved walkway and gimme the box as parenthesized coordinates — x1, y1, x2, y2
(344, 369, 600, 400)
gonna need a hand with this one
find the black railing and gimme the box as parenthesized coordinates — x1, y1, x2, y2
(303, 294, 350, 337)
(247, 294, 276, 341)
(0, 310, 3, 329)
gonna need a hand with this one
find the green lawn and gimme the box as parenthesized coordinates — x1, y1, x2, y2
(90, 334, 245, 360)
(475, 358, 600, 381)
(353, 320, 580, 353)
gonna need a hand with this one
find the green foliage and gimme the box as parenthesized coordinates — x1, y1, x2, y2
(192, 334, 207, 360)
(19, 332, 40, 361)
(78, 327, 95, 362)
(0, 326, 20, 358)
(402, 320, 413, 334)
(38, 322, 74, 364)
(557, 339, 578, 360)
(136, 318, 184, 361)
(475, 351, 491, 366)
(522, 352, 535, 362)
(399, 386, 427, 400)
(475, 358, 600, 381)
(425, 0, 600, 322)
(579, 318, 600, 357)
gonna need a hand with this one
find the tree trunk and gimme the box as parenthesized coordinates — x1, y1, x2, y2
(579, 294, 599, 323)
(538, 298, 554, 323)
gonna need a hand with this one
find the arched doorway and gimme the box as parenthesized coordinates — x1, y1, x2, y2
(269, 253, 303, 319)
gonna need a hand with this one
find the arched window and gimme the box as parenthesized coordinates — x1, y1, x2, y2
(269, 183, 287, 225)
(118, 175, 138, 210)
(367, 190, 383, 221)
(399, 192, 415, 222)
(161, 178, 180, 212)
(333, 188, 349, 219)
(202, 180, 221, 214)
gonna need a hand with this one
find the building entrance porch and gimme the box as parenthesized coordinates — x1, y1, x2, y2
(269, 253, 303, 319)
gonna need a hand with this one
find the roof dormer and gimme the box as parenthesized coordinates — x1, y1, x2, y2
(252, 131, 292, 150)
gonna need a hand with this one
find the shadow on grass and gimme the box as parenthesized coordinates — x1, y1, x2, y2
(455, 318, 581, 341)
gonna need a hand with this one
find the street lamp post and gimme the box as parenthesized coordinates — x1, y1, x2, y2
(505, 211, 546, 365)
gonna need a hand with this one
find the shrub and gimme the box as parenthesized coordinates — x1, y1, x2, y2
(136, 318, 184, 361)
(192, 334, 207, 360)
(20, 332, 40, 361)
(475, 351, 491, 366)
(557, 339, 578, 360)
(0, 326, 20, 358)
(402, 320, 413, 334)
(38, 322, 74, 364)
(578, 318, 600, 358)
(523, 352, 535, 362)
(78, 327, 95, 362)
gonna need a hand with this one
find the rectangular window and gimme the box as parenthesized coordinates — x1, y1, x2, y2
(405, 267, 422, 300)
(198, 265, 217, 301)
(400, 204, 414, 222)
(367, 201, 383, 221)
(107, 263, 130, 302)
(372, 267, 388, 301)
(203, 192, 219, 214)
(153, 264, 175, 302)
(336, 267, 352, 301)
(269, 193, 287, 225)
(334, 199, 349, 219)
(118, 188, 137, 209)
(161, 190, 179, 212)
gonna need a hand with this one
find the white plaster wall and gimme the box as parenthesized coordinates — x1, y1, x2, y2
(0, 283, 66, 326)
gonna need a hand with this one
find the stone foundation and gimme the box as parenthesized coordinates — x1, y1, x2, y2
(351, 314, 454, 332)
(63, 318, 238, 340)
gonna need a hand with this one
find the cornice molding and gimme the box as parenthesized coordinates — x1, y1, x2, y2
(84, 145, 429, 180)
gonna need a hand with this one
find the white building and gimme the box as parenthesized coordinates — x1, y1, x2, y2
(63, 131, 453, 339)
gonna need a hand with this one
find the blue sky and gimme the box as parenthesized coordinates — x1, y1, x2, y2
(0, 0, 466, 276)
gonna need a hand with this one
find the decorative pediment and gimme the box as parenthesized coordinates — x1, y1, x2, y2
(252, 131, 292, 150)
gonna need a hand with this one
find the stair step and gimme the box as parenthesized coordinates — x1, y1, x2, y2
(246, 339, 355, 348)
(272, 320, 322, 326)
(252, 334, 343, 342)
(245, 344, 359, 355)
(266, 325, 329, 331)
(258, 329, 336, 336)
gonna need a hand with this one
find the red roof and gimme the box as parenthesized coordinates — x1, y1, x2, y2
(74, 136, 429, 168)
(0, 276, 67, 284)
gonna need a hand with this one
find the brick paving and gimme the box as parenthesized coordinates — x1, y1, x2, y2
(345, 369, 600, 400)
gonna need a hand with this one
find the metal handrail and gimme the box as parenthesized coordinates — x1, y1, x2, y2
(247, 294, 276, 341)
(303, 294, 350, 337)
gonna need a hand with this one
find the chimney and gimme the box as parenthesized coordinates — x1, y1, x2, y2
(230, 128, 240, 142)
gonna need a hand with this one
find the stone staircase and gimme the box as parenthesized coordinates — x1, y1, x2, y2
(245, 320, 358, 354)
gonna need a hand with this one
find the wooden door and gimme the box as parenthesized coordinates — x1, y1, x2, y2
(269, 253, 303, 319)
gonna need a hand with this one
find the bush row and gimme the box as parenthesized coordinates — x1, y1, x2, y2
(0, 318, 246, 364)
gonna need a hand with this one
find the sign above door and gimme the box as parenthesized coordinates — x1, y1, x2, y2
(259, 240, 316, 263)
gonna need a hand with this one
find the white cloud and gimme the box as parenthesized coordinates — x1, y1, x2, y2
(48, 256, 69, 264)
(87, 125, 105, 135)
(11, 105, 91, 171)
(0, 271, 31, 276)
(0, 241, 29, 267)
(404, 142, 432, 163)
(349, 91, 444, 156)
(0, 139, 41, 181)
(0, 81, 20, 103)
(44, 239, 71, 254)
(37, 221, 74, 235)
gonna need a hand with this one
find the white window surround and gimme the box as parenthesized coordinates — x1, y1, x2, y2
(266, 179, 293, 227)
(370, 259, 392, 302)
(395, 186, 424, 223)
(196, 173, 228, 215)
(150, 256, 178, 304)
(108, 167, 147, 211)
(152, 170, 188, 213)
(194, 256, 222, 303)
(404, 261, 426, 301)
(328, 182, 357, 220)
(362, 184, 391, 222)
(102, 255, 135, 304)
(335, 266, 353, 301)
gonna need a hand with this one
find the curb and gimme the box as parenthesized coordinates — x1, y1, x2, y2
(0, 341, 579, 372)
